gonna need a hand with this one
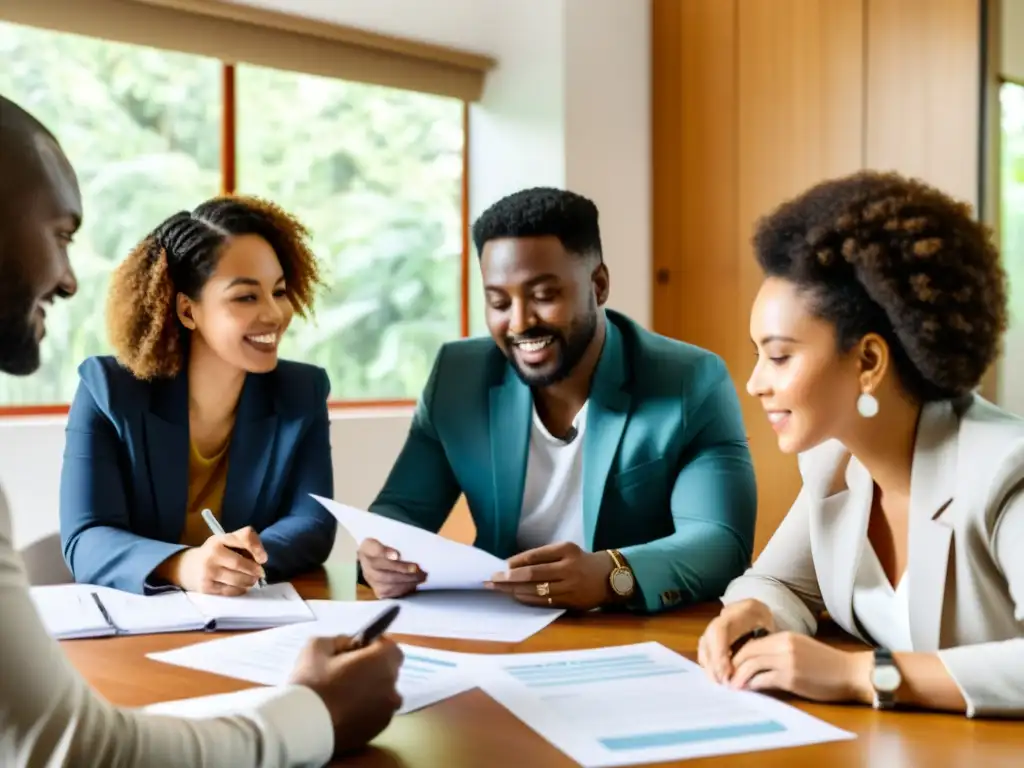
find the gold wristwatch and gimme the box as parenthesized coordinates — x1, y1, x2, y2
(607, 549, 636, 598)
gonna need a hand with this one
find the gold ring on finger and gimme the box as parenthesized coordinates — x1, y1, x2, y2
(536, 582, 551, 597)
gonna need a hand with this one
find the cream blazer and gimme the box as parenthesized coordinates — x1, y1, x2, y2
(722, 394, 1024, 718)
(0, 486, 334, 766)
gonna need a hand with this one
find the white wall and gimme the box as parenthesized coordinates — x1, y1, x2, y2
(0, 0, 651, 551)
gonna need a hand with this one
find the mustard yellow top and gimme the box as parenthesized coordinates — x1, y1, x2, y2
(181, 438, 230, 547)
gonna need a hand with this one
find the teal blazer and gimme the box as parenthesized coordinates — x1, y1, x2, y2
(370, 310, 757, 613)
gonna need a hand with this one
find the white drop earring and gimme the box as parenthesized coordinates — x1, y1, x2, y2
(857, 392, 879, 418)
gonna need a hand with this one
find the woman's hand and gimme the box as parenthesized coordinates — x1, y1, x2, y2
(157, 526, 267, 595)
(729, 631, 873, 703)
(697, 599, 776, 683)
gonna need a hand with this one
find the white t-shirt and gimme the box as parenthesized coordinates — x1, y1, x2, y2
(851, 539, 913, 651)
(516, 402, 589, 551)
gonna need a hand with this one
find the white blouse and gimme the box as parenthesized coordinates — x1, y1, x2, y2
(851, 539, 913, 651)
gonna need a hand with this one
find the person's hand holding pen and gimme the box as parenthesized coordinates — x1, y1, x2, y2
(697, 598, 776, 683)
(153, 509, 268, 596)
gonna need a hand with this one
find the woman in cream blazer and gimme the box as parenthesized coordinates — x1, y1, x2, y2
(698, 170, 1024, 718)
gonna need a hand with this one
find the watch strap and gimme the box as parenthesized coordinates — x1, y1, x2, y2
(606, 549, 635, 598)
(872, 647, 897, 710)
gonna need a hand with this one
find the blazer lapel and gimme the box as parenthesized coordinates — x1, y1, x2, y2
(489, 367, 532, 558)
(144, 372, 190, 542)
(581, 319, 631, 550)
(812, 451, 873, 637)
(906, 399, 960, 651)
(221, 374, 279, 533)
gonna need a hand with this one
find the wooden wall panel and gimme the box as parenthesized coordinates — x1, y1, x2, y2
(736, 0, 866, 552)
(865, 0, 981, 205)
(653, 0, 982, 553)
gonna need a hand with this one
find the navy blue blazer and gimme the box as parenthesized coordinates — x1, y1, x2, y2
(59, 356, 338, 594)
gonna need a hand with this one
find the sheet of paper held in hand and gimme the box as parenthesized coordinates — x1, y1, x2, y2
(475, 642, 856, 767)
(312, 495, 508, 590)
(147, 620, 476, 715)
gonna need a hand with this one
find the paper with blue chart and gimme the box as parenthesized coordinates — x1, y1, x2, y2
(147, 616, 475, 715)
(474, 642, 855, 767)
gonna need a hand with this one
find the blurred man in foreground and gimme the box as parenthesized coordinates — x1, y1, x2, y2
(0, 93, 402, 766)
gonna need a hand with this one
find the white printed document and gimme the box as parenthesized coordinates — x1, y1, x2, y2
(31, 582, 313, 639)
(309, 591, 564, 643)
(475, 642, 855, 767)
(147, 621, 476, 714)
(313, 496, 507, 590)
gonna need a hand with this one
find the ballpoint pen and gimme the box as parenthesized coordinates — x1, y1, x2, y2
(201, 507, 267, 589)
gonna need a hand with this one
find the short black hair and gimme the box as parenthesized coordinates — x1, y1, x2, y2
(753, 170, 1007, 402)
(471, 187, 602, 260)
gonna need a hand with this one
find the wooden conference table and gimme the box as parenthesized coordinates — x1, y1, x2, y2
(63, 568, 1021, 767)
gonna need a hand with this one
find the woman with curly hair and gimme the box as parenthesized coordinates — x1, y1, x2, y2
(58, 196, 338, 595)
(698, 171, 1024, 718)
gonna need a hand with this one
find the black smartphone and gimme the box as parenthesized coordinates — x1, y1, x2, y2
(350, 604, 401, 649)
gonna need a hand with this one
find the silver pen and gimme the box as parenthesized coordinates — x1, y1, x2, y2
(201, 508, 267, 589)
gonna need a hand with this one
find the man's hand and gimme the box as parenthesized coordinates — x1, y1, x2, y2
(157, 526, 267, 595)
(357, 538, 427, 598)
(697, 598, 776, 683)
(486, 542, 615, 611)
(289, 635, 404, 758)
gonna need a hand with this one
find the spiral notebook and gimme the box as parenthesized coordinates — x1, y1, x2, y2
(30, 582, 314, 639)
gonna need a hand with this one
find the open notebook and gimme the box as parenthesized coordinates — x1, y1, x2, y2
(30, 582, 314, 639)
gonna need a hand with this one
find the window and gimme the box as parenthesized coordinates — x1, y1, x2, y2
(0, 21, 221, 408)
(236, 65, 465, 400)
(0, 20, 468, 410)
(999, 80, 1024, 414)
(1002, 81, 1024, 323)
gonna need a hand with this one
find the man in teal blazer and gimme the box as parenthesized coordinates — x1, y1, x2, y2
(359, 188, 757, 614)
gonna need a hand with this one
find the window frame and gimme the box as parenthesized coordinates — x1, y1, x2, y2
(0, 61, 472, 418)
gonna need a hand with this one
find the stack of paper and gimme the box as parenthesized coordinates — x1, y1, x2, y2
(147, 623, 476, 715)
(145, 635, 857, 764)
(31, 582, 314, 639)
(312, 496, 507, 590)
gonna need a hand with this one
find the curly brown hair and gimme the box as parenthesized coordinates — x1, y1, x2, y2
(106, 195, 323, 380)
(752, 170, 1007, 402)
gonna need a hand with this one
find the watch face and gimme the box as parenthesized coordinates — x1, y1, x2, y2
(871, 664, 902, 692)
(610, 568, 634, 595)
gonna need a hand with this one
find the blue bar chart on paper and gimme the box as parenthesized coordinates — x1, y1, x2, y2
(477, 642, 855, 767)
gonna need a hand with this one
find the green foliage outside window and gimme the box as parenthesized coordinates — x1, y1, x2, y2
(0, 21, 463, 406)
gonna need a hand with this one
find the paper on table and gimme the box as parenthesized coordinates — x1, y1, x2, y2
(475, 642, 855, 767)
(309, 591, 564, 643)
(147, 620, 477, 715)
(30, 584, 117, 639)
(95, 587, 206, 634)
(185, 582, 314, 629)
(31, 582, 314, 639)
(312, 496, 507, 590)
